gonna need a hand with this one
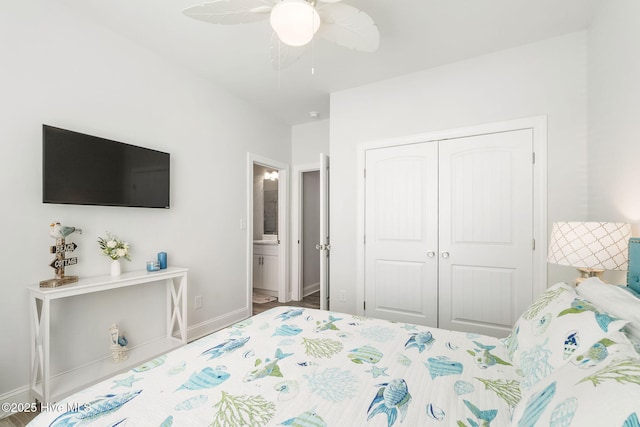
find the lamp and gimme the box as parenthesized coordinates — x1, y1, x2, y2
(547, 222, 632, 284)
(270, 0, 320, 47)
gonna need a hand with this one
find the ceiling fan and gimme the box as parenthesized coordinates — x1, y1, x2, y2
(183, 0, 380, 69)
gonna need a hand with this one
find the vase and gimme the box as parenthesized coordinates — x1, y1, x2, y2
(110, 259, 121, 276)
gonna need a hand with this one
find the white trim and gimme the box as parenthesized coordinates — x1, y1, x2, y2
(247, 153, 290, 307)
(0, 386, 34, 419)
(291, 162, 321, 301)
(187, 306, 249, 342)
(303, 282, 320, 297)
(356, 116, 548, 316)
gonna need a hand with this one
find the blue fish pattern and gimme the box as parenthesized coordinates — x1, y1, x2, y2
(558, 298, 618, 331)
(133, 355, 166, 372)
(201, 336, 250, 359)
(425, 357, 464, 379)
(160, 415, 174, 427)
(279, 408, 327, 427)
(367, 378, 412, 427)
(348, 345, 383, 364)
(274, 325, 303, 337)
(275, 308, 304, 321)
(244, 348, 293, 382)
(624, 413, 640, 427)
(49, 390, 141, 427)
(517, 381, 557, 427)
(28, 306, 571, 427)
(174, 394, 207, 410)
(177, 366, 230, 391)
(405, 331, 435, 352)
(315, 315, 342, 332)
(463, 399, 497, 427)
(470, 341, 511, 369)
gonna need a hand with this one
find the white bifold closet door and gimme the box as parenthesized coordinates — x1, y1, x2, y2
(364, 129, 533, 337)
(364, 142, 439, 326)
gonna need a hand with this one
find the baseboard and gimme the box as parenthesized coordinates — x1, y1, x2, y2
(187, 306, 251, 342)
(303, 282, 320, 297)
(0, 308, 252, 419)
(0, 386, 34, 419)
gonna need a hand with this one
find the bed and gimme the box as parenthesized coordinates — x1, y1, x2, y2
(28, 279, 640, 426)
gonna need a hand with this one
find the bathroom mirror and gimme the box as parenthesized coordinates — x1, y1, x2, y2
(263, 178, 278, 234)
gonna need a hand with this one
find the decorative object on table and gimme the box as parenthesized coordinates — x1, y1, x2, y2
(157, 252, 167, 269)
(146, 261, 161, 272)
(109, 324, 129, 363)
(40, 221, 82, 288)
(97, 232, 131, 276)
(547, 221, 631, 285)
(627, 237, 640, 294)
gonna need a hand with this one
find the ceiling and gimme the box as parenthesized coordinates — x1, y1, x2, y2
(56, 0, 594, 126)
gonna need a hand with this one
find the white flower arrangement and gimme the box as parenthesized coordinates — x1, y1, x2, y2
(97, 232, 131, 261)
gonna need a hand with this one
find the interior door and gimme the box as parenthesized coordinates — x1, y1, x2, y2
(438, 129, 534, 337)
(319, 153, 330, 310)
(364, 142, 439, 326)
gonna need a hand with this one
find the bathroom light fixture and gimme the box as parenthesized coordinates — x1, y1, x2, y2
(264, 171, 279, 181)
(547, 221, 632, 284)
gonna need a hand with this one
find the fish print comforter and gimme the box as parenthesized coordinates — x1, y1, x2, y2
(28, 307, 520, 426)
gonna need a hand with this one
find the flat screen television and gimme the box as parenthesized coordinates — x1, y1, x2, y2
(43, 125, 170, 208)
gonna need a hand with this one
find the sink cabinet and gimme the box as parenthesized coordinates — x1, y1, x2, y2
(253, 244, 279, 292)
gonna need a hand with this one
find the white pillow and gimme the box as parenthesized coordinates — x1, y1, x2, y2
(511, 329, 640, 427)
(576, 277, 640, 348)
(503, 282, 628, 391)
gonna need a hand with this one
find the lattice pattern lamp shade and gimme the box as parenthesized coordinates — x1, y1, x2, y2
(547, 222, 632, 283)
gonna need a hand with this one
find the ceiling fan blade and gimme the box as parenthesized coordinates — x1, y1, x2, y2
(317, 3, 379, 52)
(270, 32, 308, 70)
(183, 0, 275, 25)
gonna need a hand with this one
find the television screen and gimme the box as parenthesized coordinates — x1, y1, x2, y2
(43, 125, 170, 208)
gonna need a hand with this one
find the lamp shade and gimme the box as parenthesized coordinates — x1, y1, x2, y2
(547, 222, 632, 270)
(270, 0, 320, 47)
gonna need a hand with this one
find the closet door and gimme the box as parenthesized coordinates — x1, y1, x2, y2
(364, 142, 439, 326)
(438, 129, 533, 337)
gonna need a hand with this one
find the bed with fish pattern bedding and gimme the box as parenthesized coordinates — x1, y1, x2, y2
(28, 306, 520, 426)
(28, 282, 640, 426)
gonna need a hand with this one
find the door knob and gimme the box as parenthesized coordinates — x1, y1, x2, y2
(427, 251, 436, 258)
(316, 243, 323, 250)
(441, 251, 450, 259)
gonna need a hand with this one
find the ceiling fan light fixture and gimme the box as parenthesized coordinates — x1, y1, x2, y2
(270, 0, 320, 47)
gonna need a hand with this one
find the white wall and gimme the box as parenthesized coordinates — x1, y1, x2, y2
(0, 2, 290, 401)
(588, 0, 640, 285)
(329, 32, 588, 314)
(291, 119, 330, 165)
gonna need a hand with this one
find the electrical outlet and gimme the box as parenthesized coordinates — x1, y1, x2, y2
(194, 295, 202, 309)
(339, 290, 346, 302)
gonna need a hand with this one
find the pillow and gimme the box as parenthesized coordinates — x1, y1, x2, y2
(576, 277, 640, 349)
(502, 282, 628, 391)
(511, 329, 640, 427)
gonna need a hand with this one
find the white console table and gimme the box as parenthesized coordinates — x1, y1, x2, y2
(28, 267, 188, 403)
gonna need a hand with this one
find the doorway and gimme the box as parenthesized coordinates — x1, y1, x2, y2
(291, 167, 321, 305)
(247, 154, 288, 315)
